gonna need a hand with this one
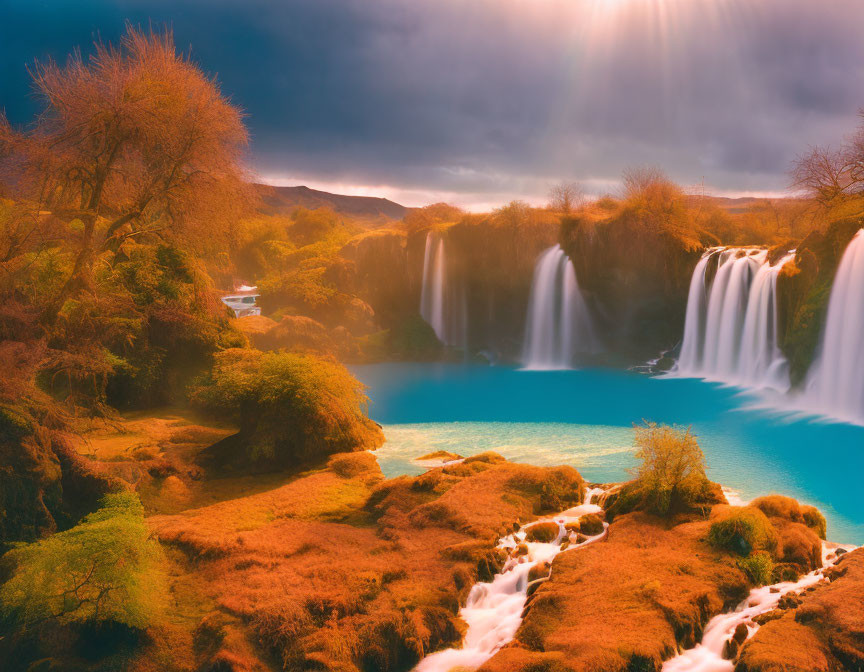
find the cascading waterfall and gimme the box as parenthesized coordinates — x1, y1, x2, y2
(522, 245, 598, 370)
(413, 488, 607, 672)
(801, 229, 864, 424)
(420, 231, 466, 348)
(676, 247, 794, 391)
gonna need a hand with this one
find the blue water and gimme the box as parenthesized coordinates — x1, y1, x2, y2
(352, 363, 864, 544)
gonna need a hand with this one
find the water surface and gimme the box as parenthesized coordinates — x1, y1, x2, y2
(353, 363, 864, 544)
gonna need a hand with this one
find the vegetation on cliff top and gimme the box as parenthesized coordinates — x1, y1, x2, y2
(778, 111, 864, 383)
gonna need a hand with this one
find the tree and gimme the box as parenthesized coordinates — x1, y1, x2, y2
(631, 421, 709, 516)
(548, 181, 584, 214)
(791, 111, 864, 207)
(621, 165, 670, 199)
(0, 25, 251, 322)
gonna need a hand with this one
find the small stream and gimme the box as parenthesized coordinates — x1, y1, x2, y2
(662, 543, 854, 672)
(413, 487, 607, 671)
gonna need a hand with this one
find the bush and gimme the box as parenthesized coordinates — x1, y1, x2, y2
(191, 348, 384, 470)
(708, 507, 778, 557)
(751, 495, 828, 540)
(0, 491, 164, 630)
(631, 422, 710, 516)
(738, 551, 775, 586)
(802, 506, 828, 540)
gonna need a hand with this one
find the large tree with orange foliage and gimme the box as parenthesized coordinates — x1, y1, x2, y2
(0, 25, 250, 320)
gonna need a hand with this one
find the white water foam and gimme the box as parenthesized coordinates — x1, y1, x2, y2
(413, 487, 607, 672)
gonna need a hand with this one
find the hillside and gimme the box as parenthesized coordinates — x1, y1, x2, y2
(256, 184, 408, 221)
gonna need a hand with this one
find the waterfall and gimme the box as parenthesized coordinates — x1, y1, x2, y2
(522, 245, 598, 370)
(676, 247, 794, 391)
(420, 231, 466, 347)
(802, 230, 864, 424)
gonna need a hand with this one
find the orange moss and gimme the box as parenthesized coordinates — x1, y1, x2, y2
(751, 494, 827, 539)
(146, 453, 589, 671)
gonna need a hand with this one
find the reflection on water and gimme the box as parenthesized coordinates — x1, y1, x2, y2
(353, 363, 864, 544)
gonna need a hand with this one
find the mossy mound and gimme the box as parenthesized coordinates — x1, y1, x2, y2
(708, 506, 778, 557)
(525, 522, 560, 543)
(751, 494, 827, 539)
(578, 514, 604, 536)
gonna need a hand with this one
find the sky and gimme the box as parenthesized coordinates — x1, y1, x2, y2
(2, 0, 864, 210)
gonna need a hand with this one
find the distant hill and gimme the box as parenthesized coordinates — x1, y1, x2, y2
(256, 184, 408, 221)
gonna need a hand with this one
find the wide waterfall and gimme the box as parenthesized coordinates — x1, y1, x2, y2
(420, 231, 466, 347)
(522, 245, 598, 370)
(802, 230, 864, 424)
(676, 247, 794, 391)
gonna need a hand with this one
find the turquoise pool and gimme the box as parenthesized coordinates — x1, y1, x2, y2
(352, 364, 864, 544)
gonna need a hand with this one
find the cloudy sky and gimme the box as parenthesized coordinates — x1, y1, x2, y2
(3, 0, 864, 209)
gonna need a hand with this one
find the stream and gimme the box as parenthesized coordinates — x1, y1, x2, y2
(413, 487, 607, 671)
(662, 543, 854, 672)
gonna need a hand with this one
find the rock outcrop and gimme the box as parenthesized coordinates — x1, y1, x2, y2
(560, 211, 707, 361)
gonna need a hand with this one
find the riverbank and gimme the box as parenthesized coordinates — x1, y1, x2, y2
(353, 363, 864, 545)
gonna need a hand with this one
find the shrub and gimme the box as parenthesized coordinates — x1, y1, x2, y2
(631, 422, 710, 516)
(0, 491, 164, 630)
(738, 551, 775, 586)
(708, 507, 777, 557)
(802, 506, 827, 540)
(191, 348, 384, 470)
(751, 495, 828, 540)
(777, 522, 822, 571)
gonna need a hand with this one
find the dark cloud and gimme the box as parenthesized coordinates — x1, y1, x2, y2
(2, 0, 864, 206)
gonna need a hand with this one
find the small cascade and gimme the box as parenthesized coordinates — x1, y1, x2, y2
(420, 231, 466, 348)
(522, 245, 598, 370)
(662, 544, 852, 672)
(676, 247, 794, 391)
(413, 488, 607, 672)
(802, 230, 864, 424)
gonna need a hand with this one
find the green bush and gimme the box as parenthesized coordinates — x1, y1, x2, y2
(708, 507, 778, 557)
(191, 348, 384, 469)
(0, 491, 165, 630)
(738, 551, 775, 586)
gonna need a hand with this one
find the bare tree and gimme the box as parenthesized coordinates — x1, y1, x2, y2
(792, 111, 864, 206)
(548, 181, 585, 214)
(621, 165, 670, 199)
(0, 25, 251, 322)
(791, 146, 859, 205)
